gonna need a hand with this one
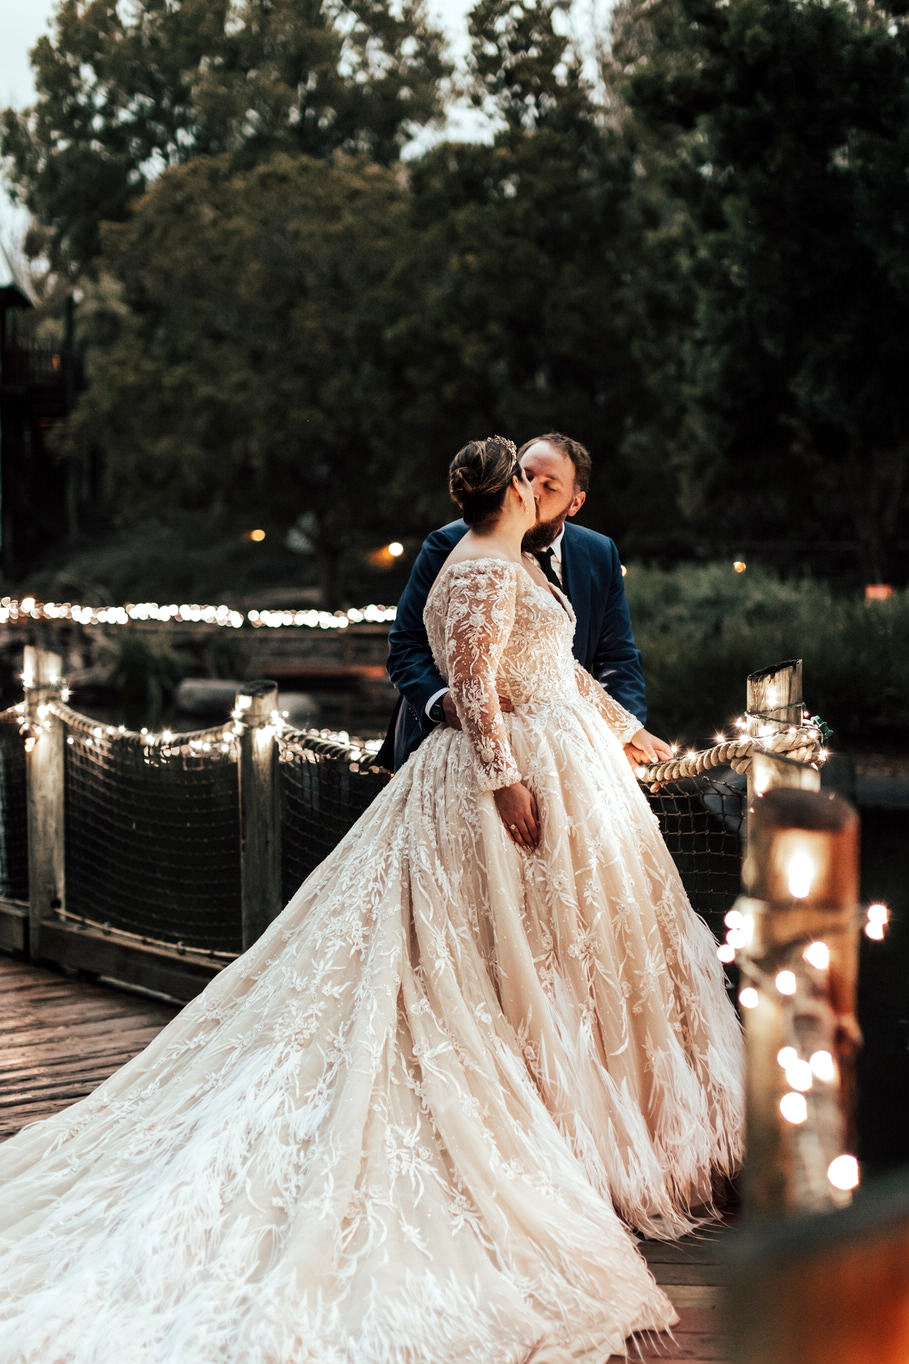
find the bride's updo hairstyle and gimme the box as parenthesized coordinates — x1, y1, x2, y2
(448, 436, 520, 526)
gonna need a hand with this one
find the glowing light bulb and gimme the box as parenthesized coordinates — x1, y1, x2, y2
(733, 561, 747, 573)
(810, 1050, 837, 1084)
(785, 1060, 813, 1092)
(775, 970, 797, 996)
(803, 941, 830, 971)
(777, 1046, 798, 1069)
(739, 987, 759, 1010)
(387, 541, 404, 557)
(865, 921, 885, 941)
(779, 1092, 808, 1125)
(867, 903, 889, 926)
(724, 909, 744, 929)
(717, 944, 736, 964)
(827, 1154, 859, 1191)
(786, 849, 815, 900)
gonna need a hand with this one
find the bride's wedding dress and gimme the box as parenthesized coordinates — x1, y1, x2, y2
(0, 559, 743, 1364)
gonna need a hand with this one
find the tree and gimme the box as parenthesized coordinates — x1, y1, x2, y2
(612, 0, 909, 581)
(1, 0, 449, 273)
(61, 152, 426, 604)
(390, 0, 657, 542)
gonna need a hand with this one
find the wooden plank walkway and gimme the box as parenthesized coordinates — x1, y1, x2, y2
(0, 954, 728, 1362)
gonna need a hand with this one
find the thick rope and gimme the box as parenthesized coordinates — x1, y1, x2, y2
(46, 699, 233, 751)
(639, 724, 823, 784)
(33, 701, 819, 782)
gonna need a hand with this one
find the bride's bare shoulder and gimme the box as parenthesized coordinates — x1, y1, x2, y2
(440, 545, 519, 573)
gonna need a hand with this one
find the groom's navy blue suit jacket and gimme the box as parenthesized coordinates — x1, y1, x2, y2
(375, 519, 646, 772)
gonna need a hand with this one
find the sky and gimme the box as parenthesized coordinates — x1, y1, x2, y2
(0, 0, 478, 254)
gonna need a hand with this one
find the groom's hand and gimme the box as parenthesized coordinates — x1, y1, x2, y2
(441, 692, 462, 730)
(441, 693, 514, 730)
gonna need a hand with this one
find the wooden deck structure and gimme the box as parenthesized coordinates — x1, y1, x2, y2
(0, 954, 727, 1362)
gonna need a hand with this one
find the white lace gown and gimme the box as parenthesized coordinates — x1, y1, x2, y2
(0, 558, 743, 1364)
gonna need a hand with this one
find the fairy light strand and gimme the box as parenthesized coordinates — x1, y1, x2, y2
(0, 595, 396, 632)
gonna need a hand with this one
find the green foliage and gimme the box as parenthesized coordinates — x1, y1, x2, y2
(6, 0, 909, 605)
(613, 0, 909, 581)
(1, 0, 449, 271)
(626, 564, 909, 744)
(396, 1, 653, 536)
(60, 152, 432, 604)
(95, 628, 187, 727)
(24, 512, 318, 604)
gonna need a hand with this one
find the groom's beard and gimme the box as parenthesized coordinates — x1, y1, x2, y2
(522, 512, 570, 553)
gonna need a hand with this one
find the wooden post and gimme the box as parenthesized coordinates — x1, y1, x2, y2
(746, 660, 807, 812)
(724, 1168, 909, 1364)
(23, 646, 66, 960)
(237, 680, 282, 949)
(751, 749, 821, 798)
(737, 786, 861, 1219)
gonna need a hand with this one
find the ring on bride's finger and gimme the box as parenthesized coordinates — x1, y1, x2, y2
(508, 823, 518, 831)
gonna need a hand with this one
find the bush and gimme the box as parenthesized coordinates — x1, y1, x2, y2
(625, 565, 909, 747)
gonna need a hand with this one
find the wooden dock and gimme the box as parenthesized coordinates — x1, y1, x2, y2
(0, 954, 727, 1362)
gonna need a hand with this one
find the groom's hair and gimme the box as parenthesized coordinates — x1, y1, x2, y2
(518, 432, 591, 493)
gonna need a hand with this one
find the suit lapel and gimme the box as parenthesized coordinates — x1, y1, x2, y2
(560, 528, 591, 662)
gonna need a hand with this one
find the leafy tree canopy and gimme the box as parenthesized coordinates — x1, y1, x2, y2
(62, 151, 430, 602)
(1, 0, 449, 272)
(613, 0, 909, 579)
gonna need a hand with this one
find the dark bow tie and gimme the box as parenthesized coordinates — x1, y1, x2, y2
(533, 547, 561, 589)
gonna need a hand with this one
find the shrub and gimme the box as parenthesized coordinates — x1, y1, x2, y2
(625, 565, 909, 746)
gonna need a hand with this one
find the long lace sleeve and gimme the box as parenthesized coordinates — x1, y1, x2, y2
(444, 560, 523, 791)
(574, 660, 642, 746)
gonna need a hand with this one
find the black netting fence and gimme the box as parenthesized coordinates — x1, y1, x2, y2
(645, 771, 745, 931)
(279, 732, 390, 902)
(0, 708, 28, 901)
(0, 703, 746, 963)
(60, 709, 242, 955)
(277, 729, 745, 925)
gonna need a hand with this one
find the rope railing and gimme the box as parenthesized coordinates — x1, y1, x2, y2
(0, 648, 823, 1000)
(639, 721, 825, 784)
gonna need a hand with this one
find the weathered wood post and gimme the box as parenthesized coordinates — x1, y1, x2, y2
(236, 680, 282, 949)
(735, 785, 861, 1218)
(746, 660, 814, 808)
(22, 645, 66, 960)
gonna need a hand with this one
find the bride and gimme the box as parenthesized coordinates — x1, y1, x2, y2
(0, 437, 743, 1364)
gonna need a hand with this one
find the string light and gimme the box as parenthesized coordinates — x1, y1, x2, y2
(803, 940, 830, 970)
(739, 986, 759, 1009)
(827, 1154, 860, 1191)
(779, 1092, 808, 1125)
(810, 1050, 838, 1084)
(0, 595, 397, 632)
(784, 1059, 813, 1092)
(775, 969, 798, 996)
(865, 903, 889, 941)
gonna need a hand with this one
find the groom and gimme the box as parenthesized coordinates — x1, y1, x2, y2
(375, 432, 671, 772)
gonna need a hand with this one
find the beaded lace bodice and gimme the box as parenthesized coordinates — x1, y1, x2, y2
(425, 557, 641, 790)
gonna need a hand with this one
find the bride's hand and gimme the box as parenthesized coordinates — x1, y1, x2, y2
(624, 728, 672, 766)
(493, 782, 540, 851)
